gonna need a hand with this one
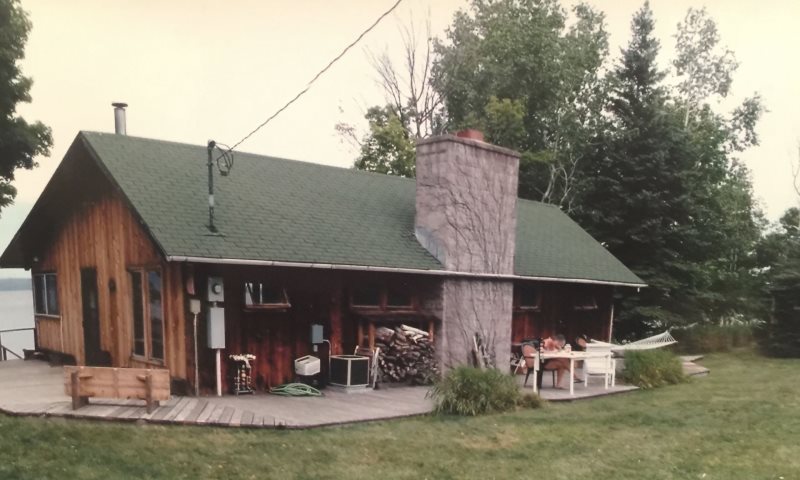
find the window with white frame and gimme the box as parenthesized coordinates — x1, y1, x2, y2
(32, 273, 59, 316)
(244, 282, 291, 308)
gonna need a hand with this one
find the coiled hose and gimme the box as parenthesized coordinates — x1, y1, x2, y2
(269, 383, 323, 397)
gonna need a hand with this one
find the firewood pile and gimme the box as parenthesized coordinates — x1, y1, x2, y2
(375, 325, 439, 385)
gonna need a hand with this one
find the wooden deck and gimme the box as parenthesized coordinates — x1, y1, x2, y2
(0, 358, 697, 428)
(0, 360, 432, 428)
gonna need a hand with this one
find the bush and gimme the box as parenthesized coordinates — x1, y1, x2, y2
(517, 393, 545, 409)
(429, 366, 522, 416)
(672, 324, 754, 353)
(622, 350, 687, 389)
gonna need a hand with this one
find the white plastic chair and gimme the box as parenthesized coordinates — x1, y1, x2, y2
(583, 343, 616, 388)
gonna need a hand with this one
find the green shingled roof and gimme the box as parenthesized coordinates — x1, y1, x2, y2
(4, 131, 644, 286)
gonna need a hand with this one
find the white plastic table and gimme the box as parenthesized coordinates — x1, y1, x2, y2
(539, 350, 612, 395)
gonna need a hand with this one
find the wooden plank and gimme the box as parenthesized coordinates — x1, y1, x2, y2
(173, 399, 200, 423)
(162, 397, 192, 422)
(195, 401, 217, 423)
(218, 406, 235, 425)
(183, 399, 208, 423)
(206, 405, 227, 424)
(240, 410, 254, 425)
(229, 408, 244, 427)
(150, 401, 177, 421)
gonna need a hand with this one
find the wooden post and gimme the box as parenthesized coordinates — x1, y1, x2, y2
(357, 321, 364, 348)
(607, 302, 615, 342)
(215, 349, 222, 397)
(70, 371, 88, 410)
(368, 322, 376, 350)
(428, 320, 435, 343)
(144, 373, 157, 413)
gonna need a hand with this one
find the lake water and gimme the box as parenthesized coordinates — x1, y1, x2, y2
(0, 289, 35, 357)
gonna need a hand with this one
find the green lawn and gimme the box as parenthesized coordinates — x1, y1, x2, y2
(1, 351, 798, 480)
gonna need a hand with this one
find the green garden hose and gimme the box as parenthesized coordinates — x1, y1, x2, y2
(269, 383, 323, 397)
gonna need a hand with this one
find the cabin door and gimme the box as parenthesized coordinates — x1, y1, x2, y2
(80, 268, 103, 366)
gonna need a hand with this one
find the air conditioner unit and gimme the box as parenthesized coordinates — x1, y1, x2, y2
(329, 355, 369, 388)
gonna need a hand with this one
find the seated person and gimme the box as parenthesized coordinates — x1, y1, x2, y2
(574, 334, 589, 351)
(541, 334, 582, 388)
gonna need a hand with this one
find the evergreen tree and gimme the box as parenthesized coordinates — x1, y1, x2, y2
(755, 208, 800, 356)
(575, 2, 698, 338)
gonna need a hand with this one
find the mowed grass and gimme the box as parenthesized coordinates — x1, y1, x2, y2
(1, 351, 798, 480)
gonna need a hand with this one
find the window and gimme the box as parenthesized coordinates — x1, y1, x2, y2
(386, 289, 413, 309)
(130, 268, 164, 361)
(131, 272, 145, 356)
(351, 286, 382, 308)
(517, 285, 542, 310)
(244, 282, 290, 308)
(573, 293, 598, 311)
(32, 273, 59, 316)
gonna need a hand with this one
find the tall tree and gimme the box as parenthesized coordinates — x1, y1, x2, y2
(0, 0, 52, 213)
(755, 208, 800, 356)
(575, 2, 699, 338)
(432, 0, 609, 211)
(673, 7, 738, 128)
(351, 106, 416, 177)
(337, 14, 443, 177)
(671, 8, 764, 325)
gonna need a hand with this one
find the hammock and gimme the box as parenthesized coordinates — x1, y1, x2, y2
(590, 330, 677, 352)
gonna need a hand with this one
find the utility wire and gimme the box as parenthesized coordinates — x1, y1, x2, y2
(220, 0, 404, 158)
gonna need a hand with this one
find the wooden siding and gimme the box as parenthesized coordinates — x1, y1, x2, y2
(511, 283, 613, 344)
(35, 316, 63, 352)
(189, 265, 437, 393)
(33, 191, 187, 381)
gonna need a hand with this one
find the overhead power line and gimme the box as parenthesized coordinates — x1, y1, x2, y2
(220, 0, 404, 157)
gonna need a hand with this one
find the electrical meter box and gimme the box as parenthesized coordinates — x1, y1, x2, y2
(207, 276, 224, 303)
(207, 306, 225, 349)
(310, 324, 324, 344)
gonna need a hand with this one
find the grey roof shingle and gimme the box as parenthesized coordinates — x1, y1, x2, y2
(3, 131, 645, 286)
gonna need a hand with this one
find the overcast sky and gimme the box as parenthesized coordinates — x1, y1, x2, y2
(1, 0, 797, 278)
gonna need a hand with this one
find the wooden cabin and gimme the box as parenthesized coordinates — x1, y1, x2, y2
(0, 122, 644, 395)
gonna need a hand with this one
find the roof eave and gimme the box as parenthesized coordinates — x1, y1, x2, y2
(166, 254, 647, 288)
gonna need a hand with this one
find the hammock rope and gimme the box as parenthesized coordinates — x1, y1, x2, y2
(591, 330, 677, 352)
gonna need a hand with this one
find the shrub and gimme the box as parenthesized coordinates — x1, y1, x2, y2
(517, 393, 545, 409)
(429, 366, 521, 416)
(622, 350, 687, 389)
(672, 324, 754, 353)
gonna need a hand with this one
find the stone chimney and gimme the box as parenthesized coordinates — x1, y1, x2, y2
(415, 131, 520, 369)
(415, 131, 520, 274)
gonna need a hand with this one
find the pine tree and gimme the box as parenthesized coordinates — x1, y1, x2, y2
(576, 2, 698, 338)
(756, 209, 800, 357)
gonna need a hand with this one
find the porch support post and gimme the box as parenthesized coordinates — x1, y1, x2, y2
(215, 349, 222, 397)
(608, 302, 615, 342)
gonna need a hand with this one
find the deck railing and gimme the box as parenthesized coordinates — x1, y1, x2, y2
(0, 327, 34, 361)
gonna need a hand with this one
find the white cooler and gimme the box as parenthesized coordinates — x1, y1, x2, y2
(294, 355, 321, 376)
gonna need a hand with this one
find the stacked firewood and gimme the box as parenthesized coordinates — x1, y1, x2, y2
(375, 325, 439, 385)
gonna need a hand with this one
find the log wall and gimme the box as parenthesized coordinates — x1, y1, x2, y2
(189, 265, 438, 393)
(511, 282, 614, 344)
